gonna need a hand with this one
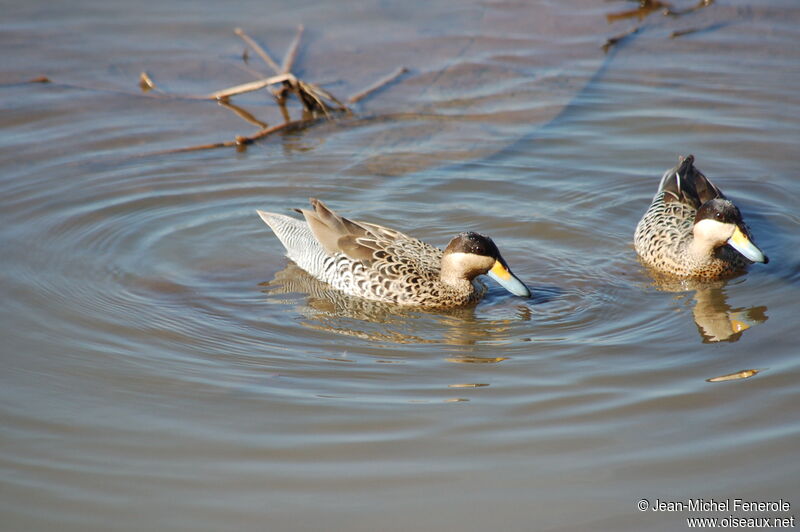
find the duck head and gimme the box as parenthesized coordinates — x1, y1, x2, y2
(693, 198, 768, 264)
(441, 232, 531, 297)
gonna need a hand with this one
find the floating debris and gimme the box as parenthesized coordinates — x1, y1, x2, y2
(670, 23, 724, 39)
(445, 356, 508, 364)
(602, 0, 716, 52)
(138, 71, 158, 92)
(706, 369, 762, 383)
(25, 25, 408, 156)
(318, 355, 355, 363)
(665, 0, 714, 17)
(448, 383, 490, 388)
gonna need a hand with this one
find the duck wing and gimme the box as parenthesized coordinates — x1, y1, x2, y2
(298, 199, 440, 272)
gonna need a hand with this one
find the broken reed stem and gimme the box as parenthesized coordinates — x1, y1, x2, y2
(234, 27, 282, 75)
(294, 80, 349, 115)
(290, 82, 328, 117)
(310, 82, 347, 110)
(208, 73, 294, 100)
(348, 66, 408, 103)
(281, 25, 304, 73)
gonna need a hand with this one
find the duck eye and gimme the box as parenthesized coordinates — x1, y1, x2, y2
(715, 212, 722, 220)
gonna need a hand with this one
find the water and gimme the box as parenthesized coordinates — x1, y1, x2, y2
(2, 1, 799, 530)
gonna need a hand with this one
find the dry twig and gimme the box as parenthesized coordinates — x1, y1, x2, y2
(348, 66, 408, 104)
(208, 73, 293, 100)
(606, 0, 670, 23)
(26, 26, 408, 156)
(670, 22, 723, 39)
(282, 25, 304, 74)
(234, 27, 282, 75)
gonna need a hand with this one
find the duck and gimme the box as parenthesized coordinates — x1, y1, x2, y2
(257, 198, 530, 308)
(634, 154, 768, 279)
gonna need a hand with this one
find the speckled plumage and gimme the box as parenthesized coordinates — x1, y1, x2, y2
(634, 155, 765, 279)
(257, 199, 529, 308)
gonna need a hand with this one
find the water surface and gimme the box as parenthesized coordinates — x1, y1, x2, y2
(2, 1, 799, 531)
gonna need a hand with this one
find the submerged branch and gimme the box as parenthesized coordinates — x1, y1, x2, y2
(247, 118, 321, 142)
(144, 117, 319, 156)
(133, 110, 466, 158)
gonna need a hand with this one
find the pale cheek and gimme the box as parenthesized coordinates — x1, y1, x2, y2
(694, 219, 734, 244)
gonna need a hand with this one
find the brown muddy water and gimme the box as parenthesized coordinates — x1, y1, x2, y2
(2, 1, 799, 531)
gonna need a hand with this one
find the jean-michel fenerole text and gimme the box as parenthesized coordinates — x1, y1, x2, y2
(651, 499, 791, 513)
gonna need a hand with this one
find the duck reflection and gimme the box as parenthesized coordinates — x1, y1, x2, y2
(690, 285, 767, 343)
(260, 262, 534, 346)
(651, 276, 767, 343)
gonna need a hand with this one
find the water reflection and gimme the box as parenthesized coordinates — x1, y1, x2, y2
(261, 262, 533, 346)
(651, 276, 767, 343)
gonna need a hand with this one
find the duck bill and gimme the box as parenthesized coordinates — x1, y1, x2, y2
(728, 226, 768, 264)
(487, 259, 531, 298)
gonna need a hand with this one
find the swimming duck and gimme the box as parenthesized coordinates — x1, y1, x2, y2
(634, 155, 768, 278)
(257, 198, 530, 308)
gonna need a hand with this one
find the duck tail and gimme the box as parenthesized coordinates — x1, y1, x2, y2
(658, 155, 725, 207)
(256, 210, 320, 260)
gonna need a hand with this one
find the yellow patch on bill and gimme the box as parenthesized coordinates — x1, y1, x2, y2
(490, 261, 511, 280)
